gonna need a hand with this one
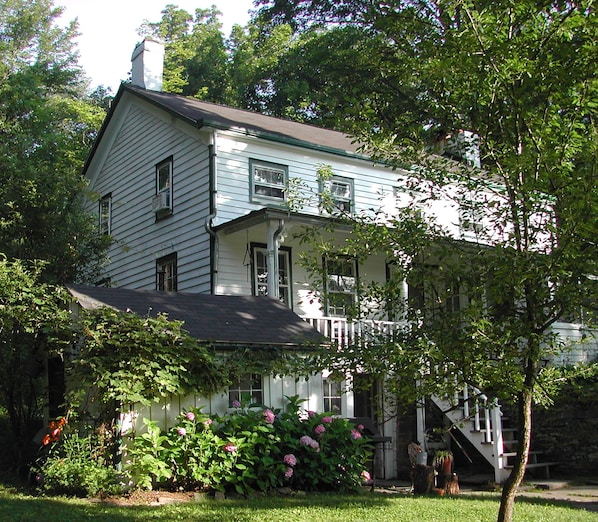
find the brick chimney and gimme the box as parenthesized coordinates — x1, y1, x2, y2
(131, 39, 164, 91)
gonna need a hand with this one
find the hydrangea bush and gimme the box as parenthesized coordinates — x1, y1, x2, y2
(127, 396, 372, 495)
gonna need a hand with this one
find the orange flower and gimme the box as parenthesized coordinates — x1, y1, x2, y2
(42, 434, 51, 446)
(58, 418, 67, 428)
(48, 421, 57, 430)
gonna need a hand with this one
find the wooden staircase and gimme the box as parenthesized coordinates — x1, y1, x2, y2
(425, 388, 557, 483)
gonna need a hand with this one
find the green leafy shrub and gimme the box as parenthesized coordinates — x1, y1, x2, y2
(126, 396, 372, 495)
(33, 426, 131, 497)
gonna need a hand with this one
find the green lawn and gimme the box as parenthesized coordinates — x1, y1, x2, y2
(1, 487, 597, 522)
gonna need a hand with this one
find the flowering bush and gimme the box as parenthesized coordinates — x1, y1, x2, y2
(32, 420, 131, 497)
(127, 396, 372, 495)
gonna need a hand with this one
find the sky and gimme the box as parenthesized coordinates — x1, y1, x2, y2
(57, 0, 256, 92)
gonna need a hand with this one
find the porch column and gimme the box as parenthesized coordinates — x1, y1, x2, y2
(416, 397, 426, 446)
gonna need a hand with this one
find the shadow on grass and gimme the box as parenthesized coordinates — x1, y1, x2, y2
(454, 492, 598, 514)
(1, 488, 596, 522)
(0, 491, 400, 522)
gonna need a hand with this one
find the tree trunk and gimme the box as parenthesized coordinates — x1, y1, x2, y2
(412, 464, 435, 494)
(497, 387, 533, 522)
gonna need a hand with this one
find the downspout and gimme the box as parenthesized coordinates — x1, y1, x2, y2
(204, 131, 218, 294)
(266, 219, 285, 300)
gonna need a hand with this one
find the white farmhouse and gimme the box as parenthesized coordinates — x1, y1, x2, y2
(73, 40, 596, 482)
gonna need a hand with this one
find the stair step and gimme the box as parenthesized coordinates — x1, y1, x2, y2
(505, 462, 560, 479)
(502, 451, 543, 458)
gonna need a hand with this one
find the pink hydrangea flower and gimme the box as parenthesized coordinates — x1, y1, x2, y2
(204, 418, 213, 426)
(300, 435, 320, 451)
(351, 428, 362, 440)
(177, 427, 187, 436)
(361, 470, 371, 481)
(322, 416, 333, 424)
(307, 410, 315, 417)
(232, 400, 241, 408)
(357, 424, 364, 431)
(283, 454, 297, 466)
(264, 409, 276, 424)
(185, 411, 195, 421)
(224, 442, 237, 453)
(300, 435, 314, 446)
(284, 467, 294, 478)
(314, 424, 326, 435)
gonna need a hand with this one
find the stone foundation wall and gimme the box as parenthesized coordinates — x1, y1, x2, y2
(533, 403, 598, 476)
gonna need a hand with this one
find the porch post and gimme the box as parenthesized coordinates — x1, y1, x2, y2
(416, 397, 426, 447)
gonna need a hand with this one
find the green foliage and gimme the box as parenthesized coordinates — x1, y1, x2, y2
(0, 0, 109, 283)
(33, 427, 131, 497)
(0, 258, 71, 468)
(252, 3, 596, 519)
(68, 307, 225, 408)
(139, 5, 231, 102)
(127, 397, 371, 495)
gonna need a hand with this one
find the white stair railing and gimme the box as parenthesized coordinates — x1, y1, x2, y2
(430, 388, 508, 483)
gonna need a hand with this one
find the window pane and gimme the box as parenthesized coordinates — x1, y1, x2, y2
(228, 373, 263, 406)
(99, 196, 111, 235)
(252, 162, 286, 201)
(158, 163, 171, 191)
(253, 247, 290, 307)
(157, 255, 177, 291)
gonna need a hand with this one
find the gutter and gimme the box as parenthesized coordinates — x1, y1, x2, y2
(204, 131, 218, 294)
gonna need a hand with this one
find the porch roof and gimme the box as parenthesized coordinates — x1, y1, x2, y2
(67, 284, 324, 348)
(214, 208, 353, 236)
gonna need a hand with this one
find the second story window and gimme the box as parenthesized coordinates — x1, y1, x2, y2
(250, 159, 287, 203)
(324, 256, 357, 317)
(152, 157, 173, 217)
(157, 253, 177, 291)
(99, 194, 111, 235)
(321, 175, 354, 214)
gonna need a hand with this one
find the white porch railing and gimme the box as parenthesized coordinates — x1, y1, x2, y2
(301, 315, 404, 347)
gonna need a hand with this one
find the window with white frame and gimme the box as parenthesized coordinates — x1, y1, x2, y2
(250, 159, 287, 202)
(99, 194, 112, 235)
(156, 253, 177, 291)
(154, 157, 173, 217)
(324, 256, 357, 316)
(252, 245, 291, 307)
(321, 175, 353, 213)
(322, 376, 342, 414)
(228, 374, 263, 406)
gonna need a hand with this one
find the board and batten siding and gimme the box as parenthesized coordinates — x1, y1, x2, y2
(87, 99, 213, 293)
(122, 372, 342, 434)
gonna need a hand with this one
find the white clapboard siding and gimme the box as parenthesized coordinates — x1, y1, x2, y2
(87, 100, 213, 292)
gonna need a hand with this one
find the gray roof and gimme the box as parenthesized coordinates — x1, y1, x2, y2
(67, 284, 323, 347)
(125, 84, 363, 156)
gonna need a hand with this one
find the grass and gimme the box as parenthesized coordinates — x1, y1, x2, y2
(1, 485, 597, 522)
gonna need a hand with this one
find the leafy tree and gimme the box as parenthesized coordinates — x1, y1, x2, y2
(0, 0, 109, 284)
(258, 1, 597, 520)
(0, 258, 71, 470)
(138, 5, 231, 102)
(67, 307, 226, 412)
